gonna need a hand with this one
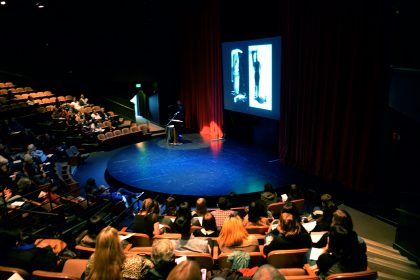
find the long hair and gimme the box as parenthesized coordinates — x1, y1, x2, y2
(331, 209, 353, 230)
(86, 226, 125, 280)
(278, 212, 301, 237)
(218, 214, 248, 248)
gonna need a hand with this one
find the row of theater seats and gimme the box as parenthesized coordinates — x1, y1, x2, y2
(0, 81, 15, 88)
(97, 123, 150, 148)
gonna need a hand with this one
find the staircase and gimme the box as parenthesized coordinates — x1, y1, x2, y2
(364, 237, 420, 280)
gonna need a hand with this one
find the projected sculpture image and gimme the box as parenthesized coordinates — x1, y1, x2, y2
(231, 49, 247, 103)
(249, 44, 272, 111)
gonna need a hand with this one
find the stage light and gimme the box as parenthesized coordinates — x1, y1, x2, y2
(136, 83, 142, 88)
(36, 2, 45, 8)
(0, 1, 6, 6)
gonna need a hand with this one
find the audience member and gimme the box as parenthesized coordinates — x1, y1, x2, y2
(79, 93, 89, 106)
(144, 239, 177, 280)
(316, 225, 367, 279)
(243, 200, 271, 227)
(167, 260, 202, 280)
(212, 196, 235, 229)
(253, 264, 285, 280)
(192, 212, 219, 237)
(84, 226, 153, 280)
(171, 215, 211, 253)
(217, 214, 259, 253)
(260, 182, 278, 208)
(287, 184, 304, 201)
(312, 193, 338, 232)
(263, 212, 311, 255)
(0, 227, 58, 272)
(163, 196, 177, 216)
(133, 198, 162, 238)
(75, 213, 107, 248)
(191, 197, 208, 217)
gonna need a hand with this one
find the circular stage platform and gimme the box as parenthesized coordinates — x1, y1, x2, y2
(105, 133, 301, 203)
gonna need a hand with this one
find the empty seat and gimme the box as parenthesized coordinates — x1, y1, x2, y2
(113, 130, 122, 137)
(121, 127, 131, 134)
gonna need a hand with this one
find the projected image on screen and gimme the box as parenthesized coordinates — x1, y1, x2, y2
(249, 45, 272, 110)
(222, 37, 281, 120)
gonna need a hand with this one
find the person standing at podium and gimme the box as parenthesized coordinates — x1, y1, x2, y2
(173, 100, 185, 142)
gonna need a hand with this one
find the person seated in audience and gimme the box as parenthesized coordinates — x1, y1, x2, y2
(70, 96, 81, 111)
(281, 201, 303, 226)
(217, 213, 259, 253)
(313, 209, 366, 252)
(144, 239, 177, 280)
(212, 196, 236, 229)
(191, 197, 208, 217)
(98, 107, 109, 121)
(26, 95, 36, 106)
(176, 201, 192, 220)
(84, 226, 153, 280)
(171, 215, 211, 253)
(287, 183, 304, 201)
(75, 213, 107, 248)
(133, 198, 163, 238)
(263, 212, 312, 255)
(253, 264, 285, 280)
(243, 200, 271, 227)
(163, 196, 177, 216)
(0, 155, 18, 188)
(79, 93, 89, 106)
(260, 182, 278, 208)
(0, 227, 58, 273)
(192, 212, 219, 237)
(315, 225, 367, 279)
(167, 260, 202, 280)
(95, 185, 141, 206)
(312, 193, 338, 232)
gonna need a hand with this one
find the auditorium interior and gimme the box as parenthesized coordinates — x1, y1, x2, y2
(0, 0, 420, 279)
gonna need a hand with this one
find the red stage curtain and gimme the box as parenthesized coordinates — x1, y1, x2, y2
(179, 0, 223, 140)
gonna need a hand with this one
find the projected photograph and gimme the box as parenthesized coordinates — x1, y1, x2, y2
(222, 36, 281, 120)
(249, 44, 272, 110)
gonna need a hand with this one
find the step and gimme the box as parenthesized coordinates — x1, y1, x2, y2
(363, 237, 401, 255)
(367, 247, 418, 269)
(377, 271, 408, 280)
(368, 256, 420, 280)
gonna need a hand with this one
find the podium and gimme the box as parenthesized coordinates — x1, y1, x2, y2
(166, 119, 183, 145)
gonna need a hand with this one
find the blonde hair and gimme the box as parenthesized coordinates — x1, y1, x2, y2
(217, 215, 248, 248)
(86, 226, 125, 280)
(278, 212, 301, 237)
(152, 239, 175, 265)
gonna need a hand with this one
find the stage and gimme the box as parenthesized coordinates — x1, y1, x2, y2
(104, 133, 305, 204)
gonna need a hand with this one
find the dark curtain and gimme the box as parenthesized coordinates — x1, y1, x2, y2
(279, 0, 386, 192)
(179, 0, 223, 139)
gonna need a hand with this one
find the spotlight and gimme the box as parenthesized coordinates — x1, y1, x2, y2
(0, 1, 6, 6)
(36, 2, 44, 8)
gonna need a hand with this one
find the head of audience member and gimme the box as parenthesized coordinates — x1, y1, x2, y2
(217, 196, 231, 210)
(264, 182, 275, 193)
(0, 155, 8, 173)
(278, 212, 302, 237)
(218, 214, 248, 248)
(86, 214, 107, 238)
(288, 184, 303, 200)
(331, 209, 353, 231)
(141, 198, 155, 214)
(164, 197, 177, 216)
(173, 215, 191, 237)
(86, 226, 125, 280)
(202, 212, 218, 232)
(167, 260, 201, 280)
(151, 239, 176, 274)
(281, 201, 299, 219)
(195, 197, 207, 216)
(177, 201, 192, 220)
(253, 264, 285, 280)
(320, 194, 337, 217)
(248, 200, 268, 223)
(229, 191, 240, 208)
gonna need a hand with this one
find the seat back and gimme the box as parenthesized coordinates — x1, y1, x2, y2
(326, 270, 378, 280)
(119, 231, 152, 247)
(245, 226, 269, 235)
(267, 201, 286, 218)
(0, 266, 30, 280)
(291, 198, 305, 212)
(217, 252, 265, 269)
(266, 248, 310, 268)
(61, 259, 88, 278)
(175, 252, 214, 270)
